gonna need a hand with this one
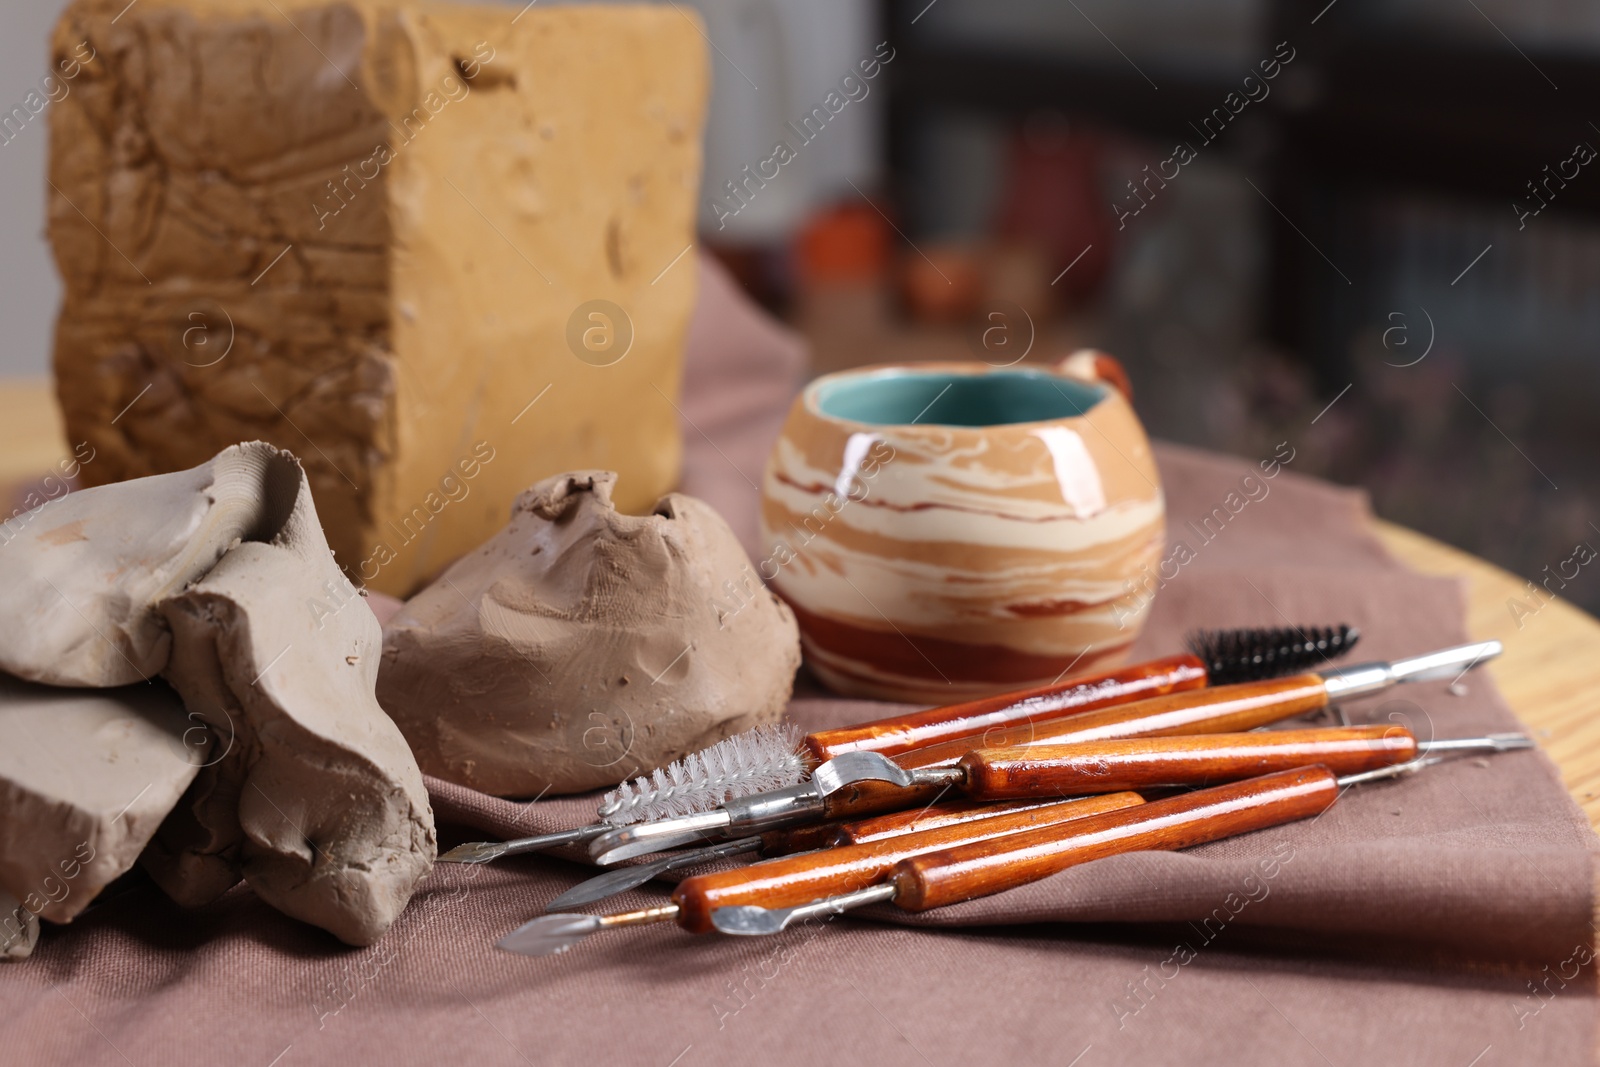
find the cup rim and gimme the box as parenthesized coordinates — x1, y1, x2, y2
(801, 361, 1112, 432)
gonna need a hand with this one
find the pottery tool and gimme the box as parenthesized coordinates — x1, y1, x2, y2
(588, 640, 1500, 864)
(441, 624, 1357, 864)
(501, 739, 1533, 954)
(794, 726, 1533, 800)
(498, 791, 1146, 955)
(779, 624, 1360, 770)
(709, 743, 1536, 937)
(545, 797, 1069, 911)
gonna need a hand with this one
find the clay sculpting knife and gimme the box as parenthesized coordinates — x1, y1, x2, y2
(798, 726, 1533, 801)
(588, 640, 1501, 864)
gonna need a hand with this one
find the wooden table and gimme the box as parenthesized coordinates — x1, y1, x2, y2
(6, 379, 1600, 832)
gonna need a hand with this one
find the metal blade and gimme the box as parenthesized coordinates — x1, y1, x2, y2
(710, 883, 898, 936)
(497, 914, 604, 956)
(439, 841, 511, 864)
(1320, 640, 1504, 701)
(546, 837, 764, 911)
(809, 752, 918, 795)
(1418, 732, 1533, 753)
(1389, 640, 1502, 684)
(1336, 757, 1440, 787)
(708, 905, 791, 937)
(589, 810, 733, 865)
(438, 823, 609, 864)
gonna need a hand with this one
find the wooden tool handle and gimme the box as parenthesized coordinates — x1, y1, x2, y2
(891, 767, 1337, 912)
(759, 822, 844, 856)
(830, 798, 1063, 846)
(958, 726, 1415, 798)
(804, 654, 1207, 763)
(762, 799, 1063, 854)
(822, 674, 1330, 819)
(672, 792, 1144, 933)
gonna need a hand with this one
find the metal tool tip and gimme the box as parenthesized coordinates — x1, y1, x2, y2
(497, 914, 604, 956)
(810, 751, 917, 796)
(710, 906, 789, 937)
(439, 841, 509, 864)
(588, 811, 732, 865)
(545, 868, 654, 913)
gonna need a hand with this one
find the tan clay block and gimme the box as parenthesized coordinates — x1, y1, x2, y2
(379, 471, 801, 797)
(49, 0, 708, 596)
(0, 673, 202, 926)
(153, 448, 436, 946)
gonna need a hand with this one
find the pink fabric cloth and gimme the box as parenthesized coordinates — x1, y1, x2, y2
(7, 257, 1596, 1066)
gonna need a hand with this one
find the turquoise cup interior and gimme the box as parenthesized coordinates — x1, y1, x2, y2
(814, 368, 1107, 428)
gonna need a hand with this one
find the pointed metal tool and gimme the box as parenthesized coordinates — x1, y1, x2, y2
(439, 824, 612, 864)
(796, 731, 1536, 797)
(710, 884, 897, 936)
(497, 904, 679, 956)
(544, 837, 765, 912)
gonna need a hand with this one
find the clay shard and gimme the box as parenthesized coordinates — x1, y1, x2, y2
(0, 441, 301, 686)
(1, 889, 39, 961)
(153, 451, 435, 947)
(0, 672, 203, 928)
(379, 471, 802, 797)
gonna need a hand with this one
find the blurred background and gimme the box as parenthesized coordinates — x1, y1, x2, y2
(4, 0, 1598, 614)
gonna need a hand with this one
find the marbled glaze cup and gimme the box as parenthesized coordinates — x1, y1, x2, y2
(759, 352, 1165, 703)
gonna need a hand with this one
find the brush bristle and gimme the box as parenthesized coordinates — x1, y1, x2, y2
(597, 723, 808, 826)
(1187, 624, 1361, 685)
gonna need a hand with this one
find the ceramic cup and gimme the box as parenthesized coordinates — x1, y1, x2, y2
(759, 351, 1165, 703)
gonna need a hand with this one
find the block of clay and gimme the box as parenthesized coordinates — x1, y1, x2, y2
(379, 471, 801, 797)
(0, 442, 299, 686)
(49, 0, 708, 596)
(152, 449, 435, 946)
(0, 672, 202, 927)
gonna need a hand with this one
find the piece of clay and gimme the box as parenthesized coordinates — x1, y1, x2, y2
(0, 443, 300, 686)
(0, 672, 202, 930)
(379, 472, 801, 797)
(1, 888, 39, 961)
(152, 451, 435, 947)
(50, 0, 707, 597)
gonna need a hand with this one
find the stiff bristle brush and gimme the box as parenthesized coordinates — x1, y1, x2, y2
(439, 624, 1359, 864)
